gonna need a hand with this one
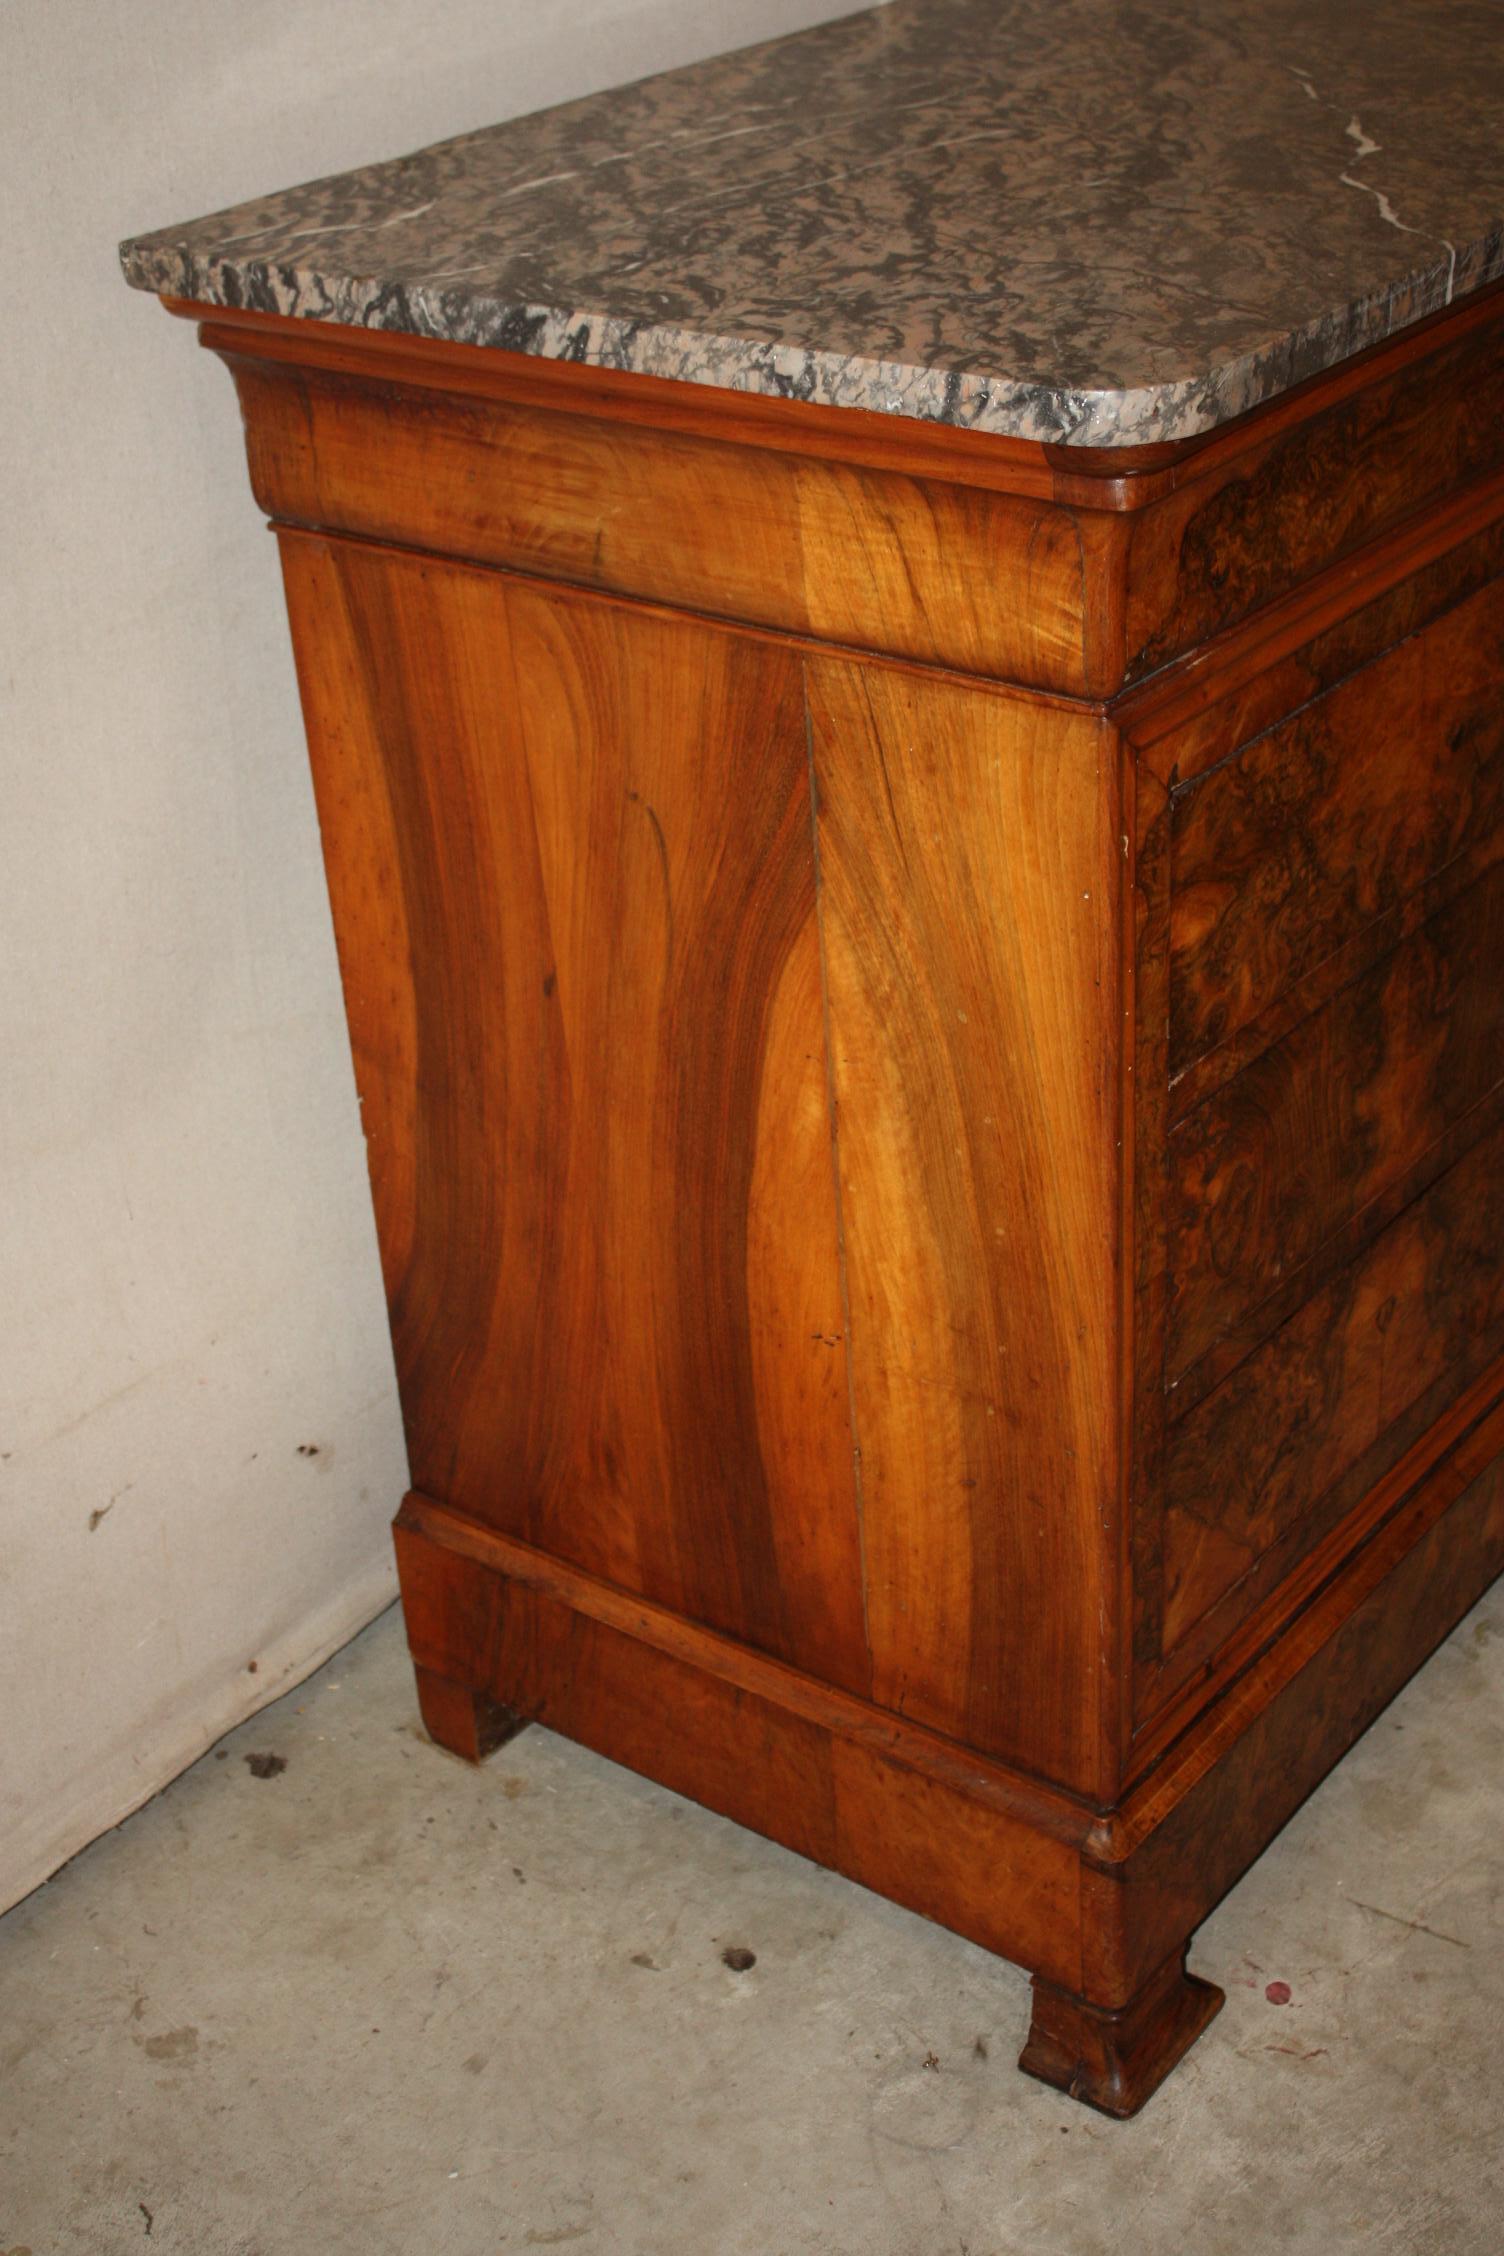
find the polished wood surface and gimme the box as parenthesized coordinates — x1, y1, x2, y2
(1164, 575, 1504, 1081)
(1127, 490, 1504, 1742)
(279, 530, 1120, 1771)
(805, 661, 1118, 1785)
(281, 533, 871, 1692)
(1019, 1950, 1225, 2119)
(395, 1494, 1089, 1991)
(228, 346, 1094, 693)
(160, 282, 1504, 2113)
(1166, 866, 1504, 1381)
(1123, 289, 1504, 679)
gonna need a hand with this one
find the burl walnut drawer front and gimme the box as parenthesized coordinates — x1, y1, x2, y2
(1121, 306, 1504, 684)
(1134, 573, 1504, 1715)
(1168, 868, 1504, 1383)
(1167, 576, 1504, 1088)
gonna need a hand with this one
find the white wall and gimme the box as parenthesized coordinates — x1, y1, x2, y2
(0, 0, 866, 1915)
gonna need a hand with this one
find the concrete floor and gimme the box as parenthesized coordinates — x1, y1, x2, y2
(3, 1591, 1501, 2256)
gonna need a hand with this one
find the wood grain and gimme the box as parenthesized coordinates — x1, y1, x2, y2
(280, 530, 871, 1692)
(1167, 575, 1504, 1081)
(1104, 1393, 1504, 1991)
(413, 1665, 528, 1761)
(1131, 568, 1504, 1726)
(393, 1375, 1504, 2110)
(280, 510, 1129, 1791)
(394, 1494, 1090, 1990)
(1164, 1125, 1504, 1656)
(806, 660, 1121, 1792)
(1124, 295, 1504, 680)
(228, 350, 1094, 694)
(1020, 1949, 1224, 2117)
(201, 282, 1504, 714)
(1166, 861, 1504, 1381)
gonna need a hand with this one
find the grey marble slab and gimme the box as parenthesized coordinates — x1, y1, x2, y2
(120, 0, 1504, 448)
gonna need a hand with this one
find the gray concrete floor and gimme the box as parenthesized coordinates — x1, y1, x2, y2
(3, 1590, 1501, 2256)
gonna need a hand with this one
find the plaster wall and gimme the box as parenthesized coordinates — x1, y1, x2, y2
(0, 0, 865, 1914)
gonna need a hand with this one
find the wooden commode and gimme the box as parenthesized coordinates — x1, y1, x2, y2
(122, 0, 1504, 2112)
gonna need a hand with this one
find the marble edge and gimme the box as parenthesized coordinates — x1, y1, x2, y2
(118, 228, 1504, 449)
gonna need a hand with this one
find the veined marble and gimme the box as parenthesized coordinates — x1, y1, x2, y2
(119, 0, 1504, 448)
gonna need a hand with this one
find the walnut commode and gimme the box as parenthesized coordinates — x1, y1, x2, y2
(122, 1, 1504, 2112)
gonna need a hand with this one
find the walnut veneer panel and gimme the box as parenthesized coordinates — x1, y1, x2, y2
(1130, 562, 1504, 1734)
(202, 288, 1504, 706)
(279, 531, 872, 1694)
(228, 351, 1094, 694)
(395, 1500, 1089, 1993)
(1167, 864, 1504, 1383)
(806, 661, 1119, 1786)
(1164, 1122, 1504, 1658)
(281, 526, 1122, 1786)
(1166, 574, 1504, 1085)
(1122, 298, 1504, 681)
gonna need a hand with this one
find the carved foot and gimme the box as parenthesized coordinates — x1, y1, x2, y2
(414, 1664, 530, 1763)
(1019, 1947, 1224, 2117)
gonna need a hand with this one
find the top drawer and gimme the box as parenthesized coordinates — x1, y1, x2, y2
(221, 347, 1095, 694)
(1124, 297, 1504, 684)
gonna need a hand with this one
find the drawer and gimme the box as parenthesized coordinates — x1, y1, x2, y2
(1162, 1118, 1504, 1657)
(1166, 861, 1504, 1386)
(1167, 574, 1504, 1085)
(226, 349, 1093, 692)
(1125, 300, 1504, 682)
(1133, 570, 1504, 1708)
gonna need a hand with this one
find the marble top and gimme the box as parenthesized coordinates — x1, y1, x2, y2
(120, 0, 1504, 449)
